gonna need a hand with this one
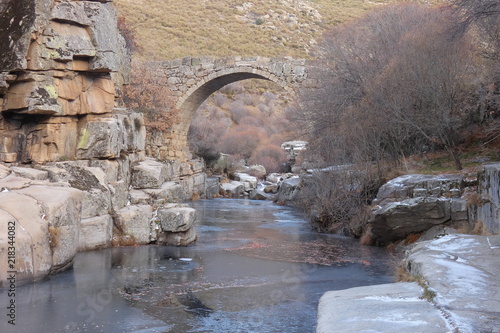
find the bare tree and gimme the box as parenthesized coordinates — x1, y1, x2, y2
(292, 3, 484, 235)
(300, 4, 479, 170)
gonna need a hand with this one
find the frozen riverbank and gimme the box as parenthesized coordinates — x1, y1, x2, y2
(317, 233, 500, 333)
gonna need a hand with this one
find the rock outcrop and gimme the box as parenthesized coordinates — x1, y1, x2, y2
(0, 0, 209, 287)
(317, 219, 500, 333)
(0, 158, 207, 286)
(367, 174, 470, 245)
(469, 163, 500, 234)
(0, 0, 129, 163)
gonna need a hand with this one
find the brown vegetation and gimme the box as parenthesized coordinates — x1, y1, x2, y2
(114, 0, 404, 60)
(188, 81, 292, 174)
(122, 61, 178, 133)
(293, 1, 499, 235)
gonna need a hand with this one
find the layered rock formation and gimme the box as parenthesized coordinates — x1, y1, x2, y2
(469, 163, 500, 234)
(367, 174, 470, 246)
(0, 0, 210, 287)
(0, 0, 130, 163)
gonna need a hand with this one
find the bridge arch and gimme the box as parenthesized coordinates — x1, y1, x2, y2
(176, 69, 293, 135)
(156, 56, 309, 160)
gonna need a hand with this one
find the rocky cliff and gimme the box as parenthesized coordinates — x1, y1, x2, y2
(0, 0, 129, 163)
(0, 0, 211, 287)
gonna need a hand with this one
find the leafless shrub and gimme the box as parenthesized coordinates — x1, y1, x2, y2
(122, 61, 178, 133)
(297, 165, 383, 236)
(299, 3, 481, 171)
(249, 143, 287, 173)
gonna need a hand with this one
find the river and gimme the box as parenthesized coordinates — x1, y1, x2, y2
(1, 199, 393, 333)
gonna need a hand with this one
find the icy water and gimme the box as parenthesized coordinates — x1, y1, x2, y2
(1, 199, 393, 333)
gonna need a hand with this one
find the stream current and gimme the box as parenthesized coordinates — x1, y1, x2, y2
(1, 199, 393, 333)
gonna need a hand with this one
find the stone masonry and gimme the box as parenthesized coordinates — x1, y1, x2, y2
(153, 56, 313, 161)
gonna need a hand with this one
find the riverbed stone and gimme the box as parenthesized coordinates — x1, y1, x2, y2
(205, 176, 219, 199)
(0, 192, 52, 283)
(115, 205, 152, 244)
(220, 181, 245, 197)
(160, 227, 197, 246)
(79, 214, 113, 251)
(11, 166, 49, 180)
(157, 207, 196, 232)
(369, 197, 451, 245)
(317, 282, 449, 333)
(16, 185, 83, 272)
(275, 177, 301, 203)
(235, 172, 258, 191)
(249, 188, 269, 200)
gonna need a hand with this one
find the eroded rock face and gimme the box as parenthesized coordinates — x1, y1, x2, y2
(0, 0, 130, 163)
(470, 163, 500, 234)
(370, 197, 452, 245)
(367, 174, 470, 246)
(0, 0, 207, 288)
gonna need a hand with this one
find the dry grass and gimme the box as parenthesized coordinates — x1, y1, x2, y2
(394, 261, 415, 282)
(114, 0, 442, 60)
(472, 220, 492, 236)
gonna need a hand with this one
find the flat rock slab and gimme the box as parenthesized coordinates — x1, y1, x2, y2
(406, 234, 500, 333)
(317, 282, 449, 333)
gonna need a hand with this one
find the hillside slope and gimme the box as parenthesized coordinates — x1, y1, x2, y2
(114, 0, 408, 60)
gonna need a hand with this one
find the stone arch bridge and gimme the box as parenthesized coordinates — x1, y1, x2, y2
(151, 56, 313, 161)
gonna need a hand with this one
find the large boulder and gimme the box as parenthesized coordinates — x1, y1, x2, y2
(235, 172, 258, 191)
(47, 164, 112, 219)
(76, 113, 145, 159)
(115, 205, 153, 245)
(131, 158, 170, 189)
(275, 177, 301, 204)
(375, 174, 464, 202)
(16, 185, 83, 272)
(157, 207, 196, 233)
(220, 181, 245, 197)
(79, 214, 113, 251)
(370, 197, 451, 245)
(143, 181, 185, 204)
(367, 173, 470, 245)
(0, 192, 51, 284)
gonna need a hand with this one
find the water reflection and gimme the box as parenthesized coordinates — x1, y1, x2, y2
(0, 199, 393, 333)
